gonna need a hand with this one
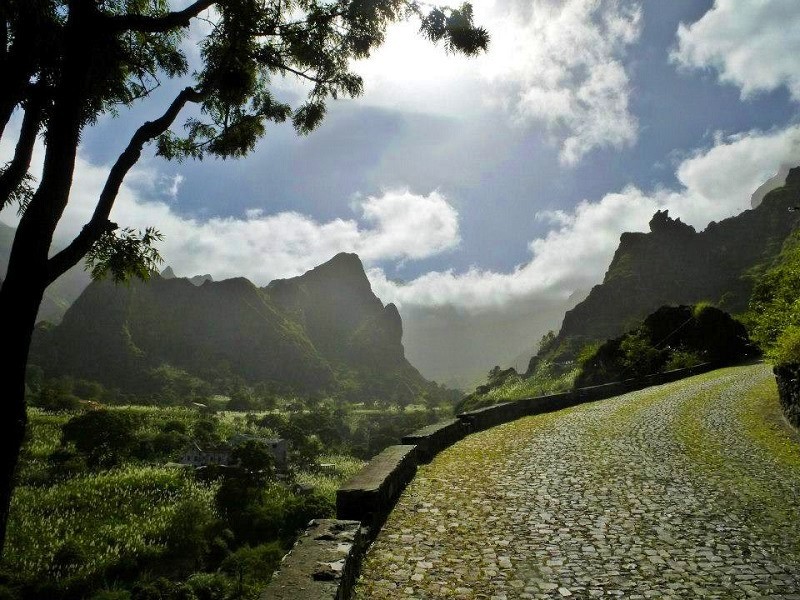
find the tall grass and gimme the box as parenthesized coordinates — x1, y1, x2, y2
(5, 467, 217, 582)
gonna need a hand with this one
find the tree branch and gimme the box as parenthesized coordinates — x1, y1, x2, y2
(46, 86, 205, 284)
(106, 0, 216, 33)
(0, 92, 45, 210)
(276, 62, 324, 83)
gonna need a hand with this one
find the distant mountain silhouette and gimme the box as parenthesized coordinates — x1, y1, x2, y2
(31, 253, 445, 404)
(161, 265, 214, 286)
(0, 221, 90, 324)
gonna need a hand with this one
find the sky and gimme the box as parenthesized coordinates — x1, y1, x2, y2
(3, 0, 800, 387)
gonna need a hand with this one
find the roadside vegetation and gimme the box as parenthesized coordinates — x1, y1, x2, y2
(745, 229, 800, 365)
(460, 303, 756, 411)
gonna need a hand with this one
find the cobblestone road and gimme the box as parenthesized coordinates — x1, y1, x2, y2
(354, 365, 800, 599)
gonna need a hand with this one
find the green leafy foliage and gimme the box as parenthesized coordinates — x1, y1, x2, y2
(148, 0, 487, 160)
(0, 165, 36, 216)
(5, 466, 217, 585)
(61, 410, 141, 467)
(770, 326, 800, 365)
(85, 227, 164, 284)
(458, 362, 578, 412)
(746, 230, 800, 365)
(467, 303, 755, 408)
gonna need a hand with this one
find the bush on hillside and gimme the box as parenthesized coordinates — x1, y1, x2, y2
(747, 230, 800, 364)
(574, 304, 754, 387)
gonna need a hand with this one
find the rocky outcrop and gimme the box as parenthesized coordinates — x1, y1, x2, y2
(266, 253, 406, 368)
(161, 265, 214, 286)
(752, 164, 793, 208)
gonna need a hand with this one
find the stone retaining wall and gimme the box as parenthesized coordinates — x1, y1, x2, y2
(260, 519, 362, 600)
(336, 445, 418, 536)
(262, 361, 723, 600)
(773, 363, 800, 428)
(401, 418, 467, 464)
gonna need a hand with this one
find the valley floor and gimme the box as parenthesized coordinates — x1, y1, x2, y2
(354, 364, 800, 599)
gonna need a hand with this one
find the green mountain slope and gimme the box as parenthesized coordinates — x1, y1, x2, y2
(265, 252, 444, 403)
(30, 253, 448, 404)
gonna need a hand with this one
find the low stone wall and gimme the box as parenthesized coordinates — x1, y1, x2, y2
(457, 362, 718, 435)
(268, 360, 725, 599)
(336, 444, 418, 537)
(260, 519, 363, 600)
(774, 363, 800, 428)
(401, 418, 467, 463)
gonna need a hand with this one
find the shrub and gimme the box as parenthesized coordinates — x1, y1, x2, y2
(663, 349, 702, 371)
(0, 586, 19, 600)
(747, 230, 800, 363)
(186, 573, 232, 600)
(692, 300, 714, 319)
(770, 325, 800, 365)
(220, 542, 284, 590)
(61, 410, 140, 467)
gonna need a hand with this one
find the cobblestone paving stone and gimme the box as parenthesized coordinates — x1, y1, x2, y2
(353, 365, 800, 599)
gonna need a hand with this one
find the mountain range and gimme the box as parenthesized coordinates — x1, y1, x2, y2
(527, 166, 800, 371)
(30, 253, 449, 404)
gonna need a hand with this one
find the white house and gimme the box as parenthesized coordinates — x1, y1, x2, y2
(179, 435, 288, 470)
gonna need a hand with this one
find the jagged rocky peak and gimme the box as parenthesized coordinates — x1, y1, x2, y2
(649, 209, 696, 236)
(301, 252, 372, 288)
(751, 163, 797, 208)
(160, 265, 213, 286)
(786, 166, 800, 187)
(381, 302, 403, 343)
(189, 274, 214, 286)
(266, 252, 381, 315)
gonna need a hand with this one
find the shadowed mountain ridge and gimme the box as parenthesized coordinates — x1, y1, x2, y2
(31, 253, 447, 404)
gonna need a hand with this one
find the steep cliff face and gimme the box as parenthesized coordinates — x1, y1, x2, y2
(31, 253, 438, 403)
(266, 253, 406, 369)
(551, 168, 800, 361)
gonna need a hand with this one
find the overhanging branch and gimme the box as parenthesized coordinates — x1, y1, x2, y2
(46, 86, 205, 284)
(0, 93, 44, 210)
(106, 0, 216, 33)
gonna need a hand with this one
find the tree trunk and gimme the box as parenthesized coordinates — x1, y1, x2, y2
(0, 1, 94, 557)
(0, 262, 46, 557)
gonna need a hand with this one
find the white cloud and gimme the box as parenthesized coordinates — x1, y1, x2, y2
(353, 0, 642, 164)
(358, 190, 459, 261)
(370, 124, 800, 312)
(161, 173, 185, 200)
(672, 0, 800, 101)
(4, 122, 798, 316)
(4, 123, 797, 313)
(0, 136, 460, 282)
